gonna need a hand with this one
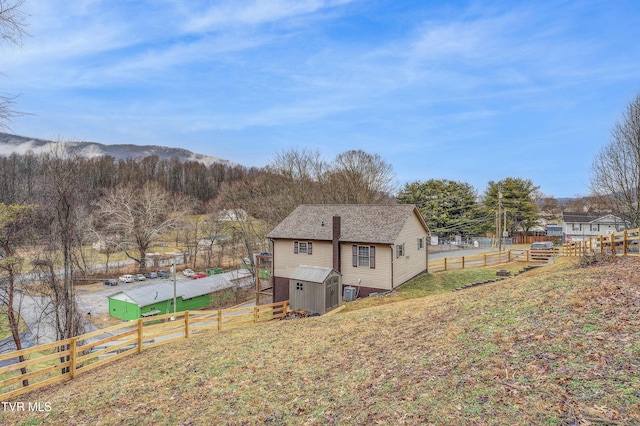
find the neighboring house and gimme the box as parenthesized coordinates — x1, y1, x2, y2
(108, 274, 233, 320)
(545, 223, 563, 237)
(562, 211, 626, 242)
(267, 204, 430, 307)
(217, 209, 247, 222)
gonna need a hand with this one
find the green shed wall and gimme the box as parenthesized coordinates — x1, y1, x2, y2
(108, 298, 140, 321)
(177, 294, 211, 311)
(109, 294, 212, 320)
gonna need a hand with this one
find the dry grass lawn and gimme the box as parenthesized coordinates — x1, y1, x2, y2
(2, 256, 640, 425)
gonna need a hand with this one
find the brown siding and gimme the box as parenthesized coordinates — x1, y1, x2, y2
(273, 276, 290, 303)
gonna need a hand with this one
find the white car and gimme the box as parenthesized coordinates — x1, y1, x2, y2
(182, 269, 195, 277)
(119, 274, 135, 283)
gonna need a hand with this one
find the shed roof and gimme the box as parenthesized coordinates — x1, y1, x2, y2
(290, 265, 338, 283)
(267, 204, 429, 244)
(108, 274, 232, 307)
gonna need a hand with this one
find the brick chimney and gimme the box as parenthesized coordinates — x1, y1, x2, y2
(332, 216, 341, 272)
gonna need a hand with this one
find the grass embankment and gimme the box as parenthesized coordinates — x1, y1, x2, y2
(2, 256, 640, 425)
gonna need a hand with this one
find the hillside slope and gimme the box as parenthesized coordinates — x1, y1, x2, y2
(2, 257, 639, 425)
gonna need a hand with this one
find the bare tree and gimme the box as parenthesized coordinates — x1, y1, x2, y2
(179, 213, 206, 269)
(269, 148, 326, 204)
(326, 149, 395, 204)
(0, 202, 34, 386)
(591, 93, 640, 228)
(36, 145, 87, 340)
(1, 0, 27, 128)
(94, 182, 186, 269)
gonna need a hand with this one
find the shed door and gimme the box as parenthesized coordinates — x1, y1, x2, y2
(326, 276, 339, 310)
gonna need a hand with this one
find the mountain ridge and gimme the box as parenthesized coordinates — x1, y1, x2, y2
(0, 132, 231, 166)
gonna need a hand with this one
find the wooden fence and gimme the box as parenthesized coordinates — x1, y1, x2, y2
(426, 248, 555, 272)
(560, 227, 640, 257)
(427, 226, 640, 273)
(0, 301, 288, 401)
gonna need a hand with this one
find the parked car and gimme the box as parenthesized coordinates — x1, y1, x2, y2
(135, 274, 146, 281)
(182, 268, 195, 277)
(104, 278, 118, 286)
(190, 272, 207, 279)
(119, 274, 135, 283)
(145, 271, 158, 279)
(157, 270, 171, 279)
(530, 241, 554, 259)
(530, 241, 554, 250)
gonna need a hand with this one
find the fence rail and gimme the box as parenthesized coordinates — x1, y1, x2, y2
(0, 301, 288, 401)
(427, 248, 554, 272)
(560, 227, 640, 257)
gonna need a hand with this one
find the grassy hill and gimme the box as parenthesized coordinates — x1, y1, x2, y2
(2, 257, 639, 425)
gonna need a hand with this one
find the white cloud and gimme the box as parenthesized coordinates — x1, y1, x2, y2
(182, 0, 355, 32)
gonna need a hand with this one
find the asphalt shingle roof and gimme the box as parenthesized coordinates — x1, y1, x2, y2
(562, 211, 621, 223)
(266, 204, 428, 244)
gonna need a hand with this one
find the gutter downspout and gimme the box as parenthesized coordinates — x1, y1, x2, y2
(390, 245, 394, 289)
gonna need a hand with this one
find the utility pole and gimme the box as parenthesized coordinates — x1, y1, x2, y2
(503, 207, 507, 249)
(498, 190, 503, 251)
(172, 255, 177, 316)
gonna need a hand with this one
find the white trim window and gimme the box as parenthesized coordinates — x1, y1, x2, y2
(352, 245, 375, 268)
(294, 241, 313, 255)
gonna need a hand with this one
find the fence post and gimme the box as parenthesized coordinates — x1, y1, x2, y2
(444, 258, 447, 271)
(483, 254, 487, 266)
(137, 319, 143, 354)
(461, 256, 465, 269)
(254, 306, 259, 323)
(70, 338, 77, 379)
(184, 311, 190, 339)
(283, 301, 289, 316)
(217, 310, 222, 331)
(623, 230, 628, 256)
(508, 251, 511, 263)
(600, 235, 604, 254)
(611, 233, 616, 255)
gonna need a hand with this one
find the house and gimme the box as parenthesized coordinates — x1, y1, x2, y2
(562, 211, 626, 242)
(267, 204, 430, 308)
(217, 209, 247, 222)
(108, 274, 233, 320)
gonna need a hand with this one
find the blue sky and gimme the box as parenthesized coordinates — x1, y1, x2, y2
(3, 0, 640, 198)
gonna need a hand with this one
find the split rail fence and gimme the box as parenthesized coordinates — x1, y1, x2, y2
(0, 301, 288, 401)
(427, 227, 640, 272)
(560, 227, 640, 257)
(427, 248, 553, 272)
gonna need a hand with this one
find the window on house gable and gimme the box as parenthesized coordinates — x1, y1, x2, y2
(293, 241, 313, 255)
(417, 237, 424, 250)
(396, 243, 405, 258)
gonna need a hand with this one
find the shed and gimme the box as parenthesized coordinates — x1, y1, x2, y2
(289, 265, 341, 315)
(108, 274, 233, 320)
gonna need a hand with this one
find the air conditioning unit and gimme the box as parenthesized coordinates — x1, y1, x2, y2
(343, 286, 356, 302)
